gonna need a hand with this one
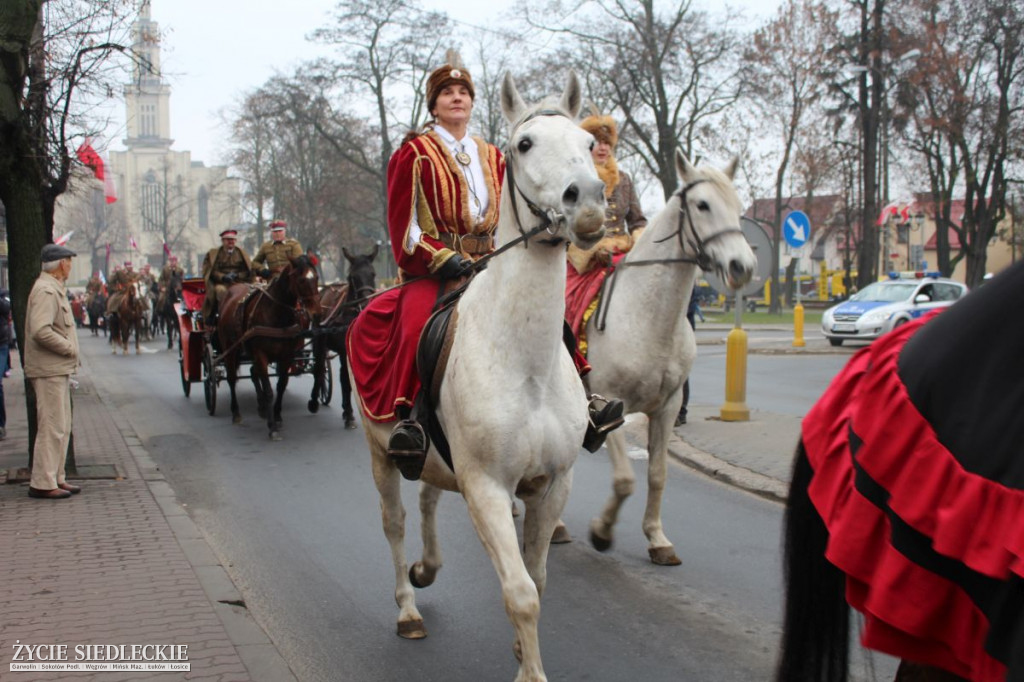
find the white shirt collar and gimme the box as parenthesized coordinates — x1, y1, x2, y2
(434, 125, 473, 148)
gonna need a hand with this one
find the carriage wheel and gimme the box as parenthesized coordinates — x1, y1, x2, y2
(179, 336, 191, 397)
(203, 343, 217, 416)
(319, 356, 333, 405)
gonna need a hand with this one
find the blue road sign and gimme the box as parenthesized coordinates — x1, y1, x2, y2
(783, 210, 811, 249)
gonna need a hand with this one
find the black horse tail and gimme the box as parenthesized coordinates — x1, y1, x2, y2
(776, 440, 850, 682)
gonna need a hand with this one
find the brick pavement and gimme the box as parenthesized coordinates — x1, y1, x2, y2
(0, 348, 295, 682)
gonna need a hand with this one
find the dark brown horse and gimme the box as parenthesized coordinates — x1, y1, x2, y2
(218, 255, 322, 440)
(309, 245, 378, 429)
(777, 261, 1024, 682)
(156, 270, 183, 349)
(109, 282, 146, 355)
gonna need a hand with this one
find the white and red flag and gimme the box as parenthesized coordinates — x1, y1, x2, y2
(55, 230, 74, 246)
(129, 236, 138, 251)
(76, 138, 117, 204)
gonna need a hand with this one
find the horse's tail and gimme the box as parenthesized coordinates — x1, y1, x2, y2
(775, 439, 850, 682)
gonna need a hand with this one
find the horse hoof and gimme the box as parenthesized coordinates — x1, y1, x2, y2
(307, 399, 319, 413)
(551, 524, 572, 544)
(269, 431, 282, 442)
(396, 619, 427, 639)
(409, 562, 435, 589)
(589, 524, 610, 552)
(344, 419, 357, 430)
(232, 415, 243, 425)
(648, 546, 682, 566)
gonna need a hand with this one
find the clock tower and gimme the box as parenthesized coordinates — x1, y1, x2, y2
(123, 0, 172, 150)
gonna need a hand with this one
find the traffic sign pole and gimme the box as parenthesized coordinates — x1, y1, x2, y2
(783, 211, 810, 349)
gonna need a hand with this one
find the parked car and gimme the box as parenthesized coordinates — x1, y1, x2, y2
(820, 273, 968, 346)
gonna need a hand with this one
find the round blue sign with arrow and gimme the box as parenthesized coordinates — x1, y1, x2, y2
(783, 210, 811, 249)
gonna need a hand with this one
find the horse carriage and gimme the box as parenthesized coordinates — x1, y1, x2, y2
(175, 269, 331, 436)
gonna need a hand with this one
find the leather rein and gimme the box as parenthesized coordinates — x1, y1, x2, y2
(593, 178, 744, 332)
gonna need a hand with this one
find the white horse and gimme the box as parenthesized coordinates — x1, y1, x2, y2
(579, 153, 756, 565)
(352, 72, 606, 682)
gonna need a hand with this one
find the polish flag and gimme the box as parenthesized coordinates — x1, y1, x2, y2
(129, 236, 138, 251)
(876, 202, 903, 226)
(76, 139, 117, 204)
(55, 230, 75, 246)
(163, 242, 172, 257)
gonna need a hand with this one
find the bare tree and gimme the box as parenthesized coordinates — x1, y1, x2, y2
(741, 0, 835, 312)
(525, 0, 746, 199)
(0, 0, 133, 344)
(899, 0, 1023, 286)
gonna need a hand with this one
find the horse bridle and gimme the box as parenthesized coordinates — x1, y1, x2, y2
(593, 178, 745, 332)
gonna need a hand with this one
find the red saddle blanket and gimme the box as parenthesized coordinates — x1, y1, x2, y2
(564, 254, 627, 354)
(347, 278, 444, 423)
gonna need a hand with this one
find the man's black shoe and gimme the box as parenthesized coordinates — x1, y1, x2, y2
(583, 395, 625, 453)
(388, 419, 429, 481)
(674, 409, 687, 427)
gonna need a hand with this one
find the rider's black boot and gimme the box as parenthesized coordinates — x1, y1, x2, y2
(583, 394, 625, 453)
(387, 419, 429, 481)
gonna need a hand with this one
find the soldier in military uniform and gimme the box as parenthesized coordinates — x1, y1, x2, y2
(106, 261, 137, 315)
(252, 220, 303, 278)
(159, 255, 184, 289)
(85, 274, 103, 307)
(201, 229, 254, 324)
(157, 256, 184, 313)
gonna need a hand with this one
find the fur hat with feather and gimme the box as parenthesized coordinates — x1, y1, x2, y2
(426, 48, 475, 113)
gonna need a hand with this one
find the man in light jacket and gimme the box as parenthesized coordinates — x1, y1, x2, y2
(25, 244, 82, 499)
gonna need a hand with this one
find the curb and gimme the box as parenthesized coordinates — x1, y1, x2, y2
(667, 439, 788, 504)
(84, 354, 298, 682)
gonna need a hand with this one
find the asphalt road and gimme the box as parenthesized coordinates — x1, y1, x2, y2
(82, 331, 865, 682)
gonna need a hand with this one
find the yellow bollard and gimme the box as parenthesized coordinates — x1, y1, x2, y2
(720, 326, 750, 421)
(793, 302, 806, 348)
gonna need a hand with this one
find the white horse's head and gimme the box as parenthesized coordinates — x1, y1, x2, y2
(674, 152, 756, 290)
(500, 71, 607, 249)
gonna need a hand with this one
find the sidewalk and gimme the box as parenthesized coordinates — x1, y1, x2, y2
(0, 351, 296, 681)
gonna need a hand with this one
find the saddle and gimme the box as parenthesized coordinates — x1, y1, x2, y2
(415, 279, 581, 474)
(414, 280, 467, 473)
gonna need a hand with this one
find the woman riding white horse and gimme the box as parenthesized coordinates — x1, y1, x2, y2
(576, 153, 757, 565)
(348, 70, 607, 682)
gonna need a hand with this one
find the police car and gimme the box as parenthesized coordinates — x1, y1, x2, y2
(821, 272, 968, 346)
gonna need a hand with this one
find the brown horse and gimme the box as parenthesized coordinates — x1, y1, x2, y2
(217, 256, 322, 440)
(110, 282, 146, 355)
(309, 245, 377, 428)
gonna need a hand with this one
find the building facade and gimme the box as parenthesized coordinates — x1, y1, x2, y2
(57, 1, 241, 285)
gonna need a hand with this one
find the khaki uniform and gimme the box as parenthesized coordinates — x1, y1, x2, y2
(252, 238, 303, 275)
(105, 269, 137, 314)
(157, 264, 184, 310)
(24, 271, 80, 491)
(201, 246, 254, 319)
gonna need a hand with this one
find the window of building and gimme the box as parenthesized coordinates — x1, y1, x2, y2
(197, 186, 209, 229)
(140, 103, 156, 137)
(141, 169, 163, 232)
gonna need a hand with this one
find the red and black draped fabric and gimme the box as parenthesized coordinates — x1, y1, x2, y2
(802, 261, 1024, 681)
(347, 131, 503, 423)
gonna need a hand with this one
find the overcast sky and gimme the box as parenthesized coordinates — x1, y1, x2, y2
(110, 0, 782, 166)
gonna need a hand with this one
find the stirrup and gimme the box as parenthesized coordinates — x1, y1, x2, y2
(583, 395, 625, 453)
(387, 419, 429, 481)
